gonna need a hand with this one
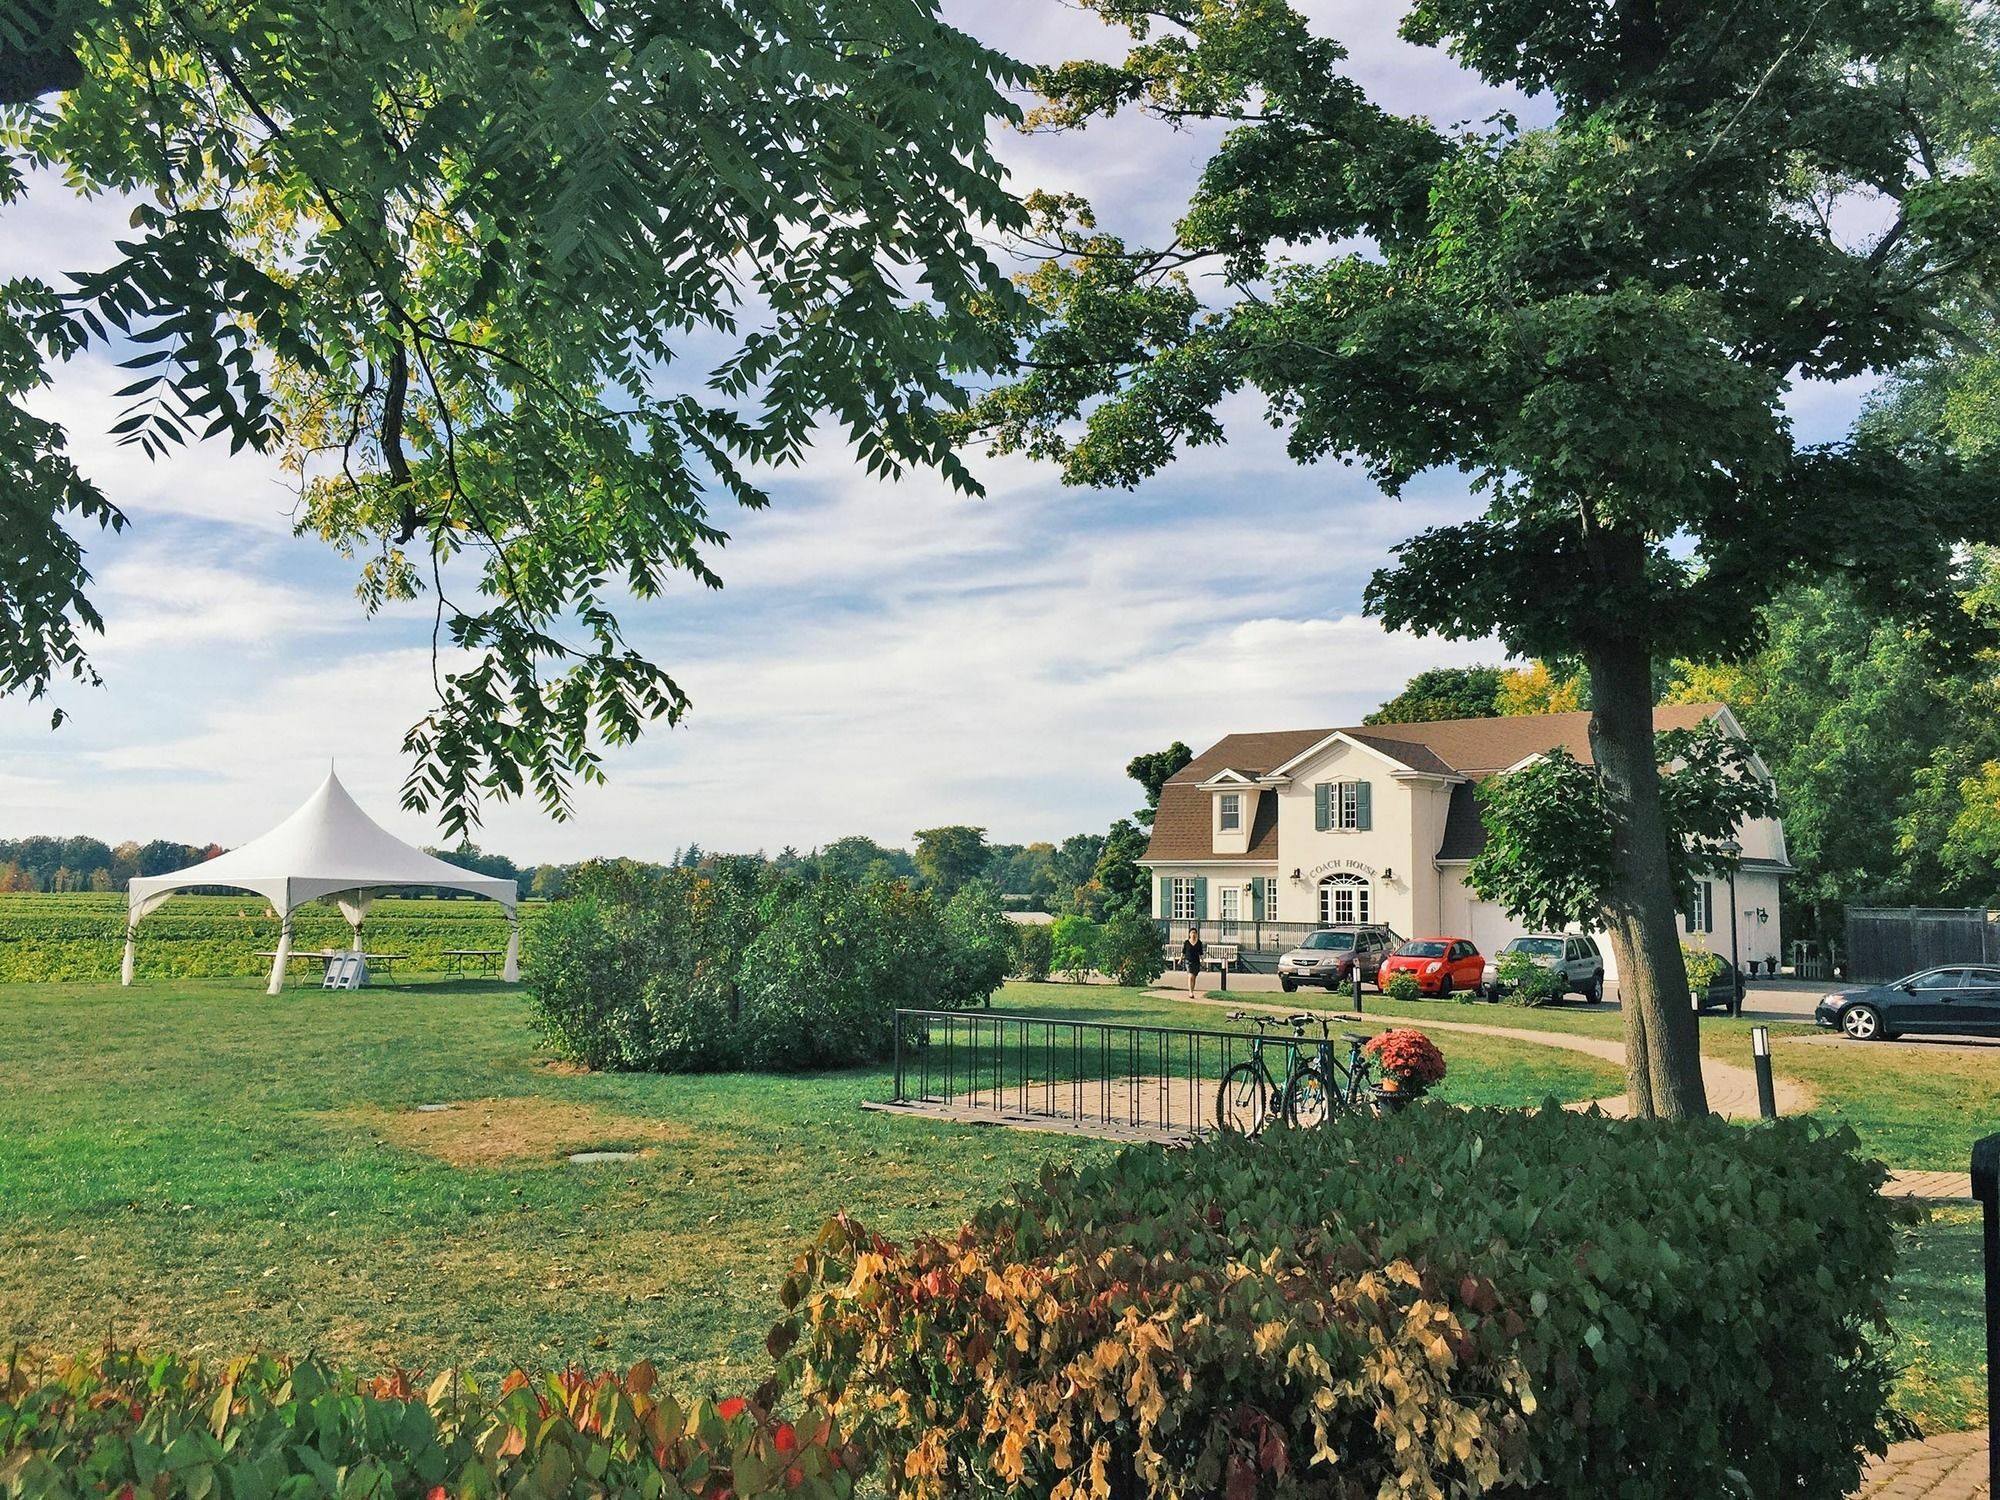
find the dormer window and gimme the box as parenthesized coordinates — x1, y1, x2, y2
(1219, 792, 1242, 831)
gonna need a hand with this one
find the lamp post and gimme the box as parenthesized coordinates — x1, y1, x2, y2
(1721, 838, 1742, 1017)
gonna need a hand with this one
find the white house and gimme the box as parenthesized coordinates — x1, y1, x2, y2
(1140, 704, 1791, 978)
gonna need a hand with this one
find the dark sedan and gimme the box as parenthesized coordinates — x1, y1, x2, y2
(1814, 965, 2000, 1040)
(1692, 957, 1747, 1015)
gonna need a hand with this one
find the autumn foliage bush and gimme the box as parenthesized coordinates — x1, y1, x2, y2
(773, 1109, 1904, 1500)
(0, 1347, 856, 1500)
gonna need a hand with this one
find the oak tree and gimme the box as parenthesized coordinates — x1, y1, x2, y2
(965, 0, 2000, 1115)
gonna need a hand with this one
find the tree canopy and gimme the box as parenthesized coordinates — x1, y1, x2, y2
(2, 0, 1022, 832)
(962, 0, 2000, 1116)
(1366, 666, 1504, 723)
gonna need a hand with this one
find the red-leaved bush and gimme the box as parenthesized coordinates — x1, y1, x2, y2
(0, 1346, 857, 1500)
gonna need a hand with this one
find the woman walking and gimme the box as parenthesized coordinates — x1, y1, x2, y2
(1181, 927, 1205, 995)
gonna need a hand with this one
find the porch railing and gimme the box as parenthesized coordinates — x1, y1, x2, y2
(889, 1007, 1275, 1136)
(1152, 918, 1325, 953)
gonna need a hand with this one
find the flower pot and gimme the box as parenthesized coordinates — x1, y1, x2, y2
(1372, 1084, 1417, 1114)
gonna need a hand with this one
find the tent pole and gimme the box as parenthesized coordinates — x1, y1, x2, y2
(120, 923, 137, 985)
(503, 909, 521, 983)
(268, 914, 293, 996)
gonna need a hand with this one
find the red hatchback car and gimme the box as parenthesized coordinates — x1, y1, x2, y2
(1379, 937, 1485, 998)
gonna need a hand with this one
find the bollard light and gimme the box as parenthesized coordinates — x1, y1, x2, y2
(1749, 1025, 1777, 1119)
(1972, 1134, 1999, 1496)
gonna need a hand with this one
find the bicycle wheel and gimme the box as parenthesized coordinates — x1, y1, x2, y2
(1216, 1062, 1270, 1135)
(1282, 1066, 1334, 1129)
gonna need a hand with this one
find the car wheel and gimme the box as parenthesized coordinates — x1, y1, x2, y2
(1436, 975, 1452, 999)
(1840, 1004, 1886, 1041)
(1280, 977, 1297, 993)
(1583, 977, 1603, 1004)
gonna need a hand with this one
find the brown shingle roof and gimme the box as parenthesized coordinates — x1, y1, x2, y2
(1145, 704, 1725, 864)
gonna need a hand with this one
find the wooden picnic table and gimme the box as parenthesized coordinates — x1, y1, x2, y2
(440, 948, 506, 976)
(253, 950, 408, 985)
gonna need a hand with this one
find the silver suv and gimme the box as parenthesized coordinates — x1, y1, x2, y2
(1277, 925, 1401, 993)
(1482, 934, 1606, 1003)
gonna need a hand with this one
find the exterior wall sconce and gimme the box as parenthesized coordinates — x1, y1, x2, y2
(1383, 868, 1395, 882)
(1291, 868, 1302, 880)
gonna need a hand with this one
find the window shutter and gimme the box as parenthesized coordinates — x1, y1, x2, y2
(1684, 901, 1695, 934)
(1355, 780, 1372, 831)
(1249, 879, 1263, 918)
(1156, 876, 1167, 917)
(1194, 877, 1208, 920)
(1703, 882, 1715, 934)
(1315, 782, 1330, 831)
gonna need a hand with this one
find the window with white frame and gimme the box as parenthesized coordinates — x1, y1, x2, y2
(1263, 877, 1279, 918)
(1686, 880, 1715, 934)
(1314, 780, 1373, 831)
(1219, 792, 1241, 831)
(1319, 873, 1371, 925)
(1170, 877, 1197, 922)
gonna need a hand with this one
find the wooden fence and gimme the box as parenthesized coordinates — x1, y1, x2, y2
(1844, 907, 2000, 983)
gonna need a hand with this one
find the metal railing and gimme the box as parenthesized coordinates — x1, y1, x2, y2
(1152, 918, 1326, 953)
(890, 1007, 1283, 1136)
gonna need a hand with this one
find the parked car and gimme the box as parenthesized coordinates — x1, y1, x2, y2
(1692, 956, 1747, 1014)
(1277, 925, 1401, 993)
(1480, 934, 1606, 1004)
(1814, 965, 2000, 1040)
(1378, 937, 1485, 998)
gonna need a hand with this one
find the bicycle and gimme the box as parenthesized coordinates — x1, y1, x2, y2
(1278, 1028, 1377, 1127)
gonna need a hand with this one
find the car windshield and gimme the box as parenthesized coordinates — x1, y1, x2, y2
(1302, 931, 1355, 950)
(1505, 937, 1564, 957)
(1399, 940, 1448, 957)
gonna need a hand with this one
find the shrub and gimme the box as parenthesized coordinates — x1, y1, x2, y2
(0, 1347, 856, 1500)
(1048, 914, 1099, 983)
(1683, 942, 1724, 997)
(1009, 921, 1053, 982)
(1098, 910, 1166, 987)
(1496, 948, 1567, 1007)
(526, 863, 1002, 1073)
(776, 1109, 1903, 1500)
(1363, 1027, 1447, 1088)
(1383, 968, 1421, 1003)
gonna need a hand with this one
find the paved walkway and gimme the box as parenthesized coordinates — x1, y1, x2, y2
(1156, 990, 1818, 1121)
(1856, 1430, 1990, 1498)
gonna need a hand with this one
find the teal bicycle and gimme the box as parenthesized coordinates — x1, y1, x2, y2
(1216, 1013, 1377, 1133)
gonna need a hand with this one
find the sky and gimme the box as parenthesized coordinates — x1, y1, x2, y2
(0, 1, 1877, 861)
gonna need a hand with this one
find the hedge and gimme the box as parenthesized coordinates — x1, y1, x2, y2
(0, 1347, 857, 1500)
(774, 1107, 1905, 1500)
(524, 864, 1007, 1073)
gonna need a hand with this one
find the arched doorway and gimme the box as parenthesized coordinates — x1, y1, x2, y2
(1318, 872, 1372, 926)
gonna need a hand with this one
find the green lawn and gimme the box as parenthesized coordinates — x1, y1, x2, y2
(0, 977, 1982, 1435)
(0, 977, 1610, 1393)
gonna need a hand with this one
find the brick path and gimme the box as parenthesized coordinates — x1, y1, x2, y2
(1855, 1431, 1989, 1498)
(1885, 1169, 1977, 1200)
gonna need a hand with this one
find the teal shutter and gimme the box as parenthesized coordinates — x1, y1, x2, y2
(1249, 879, 1264, 918)
(1156, 876, 1167, 917)
(1314, 782, 1331, 831)
(1355, 781, 1372, 831)
(1194, 877, 1208, 920)
(1684, 899, 1695, 934)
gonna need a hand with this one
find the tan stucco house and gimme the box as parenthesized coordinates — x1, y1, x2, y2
(1141, 704, 1791, 978)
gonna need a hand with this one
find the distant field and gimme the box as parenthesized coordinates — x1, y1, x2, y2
(0, 892, 538, 982)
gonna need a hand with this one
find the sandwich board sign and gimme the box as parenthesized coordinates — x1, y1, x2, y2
(323, 954, 369, 990)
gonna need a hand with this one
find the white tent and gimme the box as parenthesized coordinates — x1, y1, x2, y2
(121, 769, 520, 993)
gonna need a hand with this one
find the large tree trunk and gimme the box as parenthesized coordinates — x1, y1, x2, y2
(1582, 552, 1709, 1119)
